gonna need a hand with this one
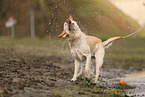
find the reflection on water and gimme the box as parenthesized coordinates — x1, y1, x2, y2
(122, 71, 145, 96)
(126, 71, 145, 78)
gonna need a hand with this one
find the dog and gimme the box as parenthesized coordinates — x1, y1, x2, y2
(58, 15, 123, 83)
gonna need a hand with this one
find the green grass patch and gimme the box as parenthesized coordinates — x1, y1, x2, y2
(0, 37, 144, 71)
(104, 37, 145, 70)
(0, 37, 71, 57)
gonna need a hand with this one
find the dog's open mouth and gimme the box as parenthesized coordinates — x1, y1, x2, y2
(66, 19, 72, 31)
(58, 19, 72, 38)
(58, 16, 74, 38)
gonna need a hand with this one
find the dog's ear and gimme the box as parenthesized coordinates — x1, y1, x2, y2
(69, 15, 73, 20)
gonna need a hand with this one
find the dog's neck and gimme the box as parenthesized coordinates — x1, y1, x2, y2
(70, 25, 86, 37)
(69, 27, 86, 46)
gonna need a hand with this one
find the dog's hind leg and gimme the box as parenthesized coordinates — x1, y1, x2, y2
(77, 63, 83, 77)
(94, 45, 105, 83)
(85, 54, 91, 79)
(71, 59, 80, 81)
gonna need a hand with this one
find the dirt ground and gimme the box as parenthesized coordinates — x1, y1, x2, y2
(0, 45, 138, 97)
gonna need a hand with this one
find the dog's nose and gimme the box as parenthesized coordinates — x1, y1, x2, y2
(66, 19, 71, 24)
(66, 19, 69, 23)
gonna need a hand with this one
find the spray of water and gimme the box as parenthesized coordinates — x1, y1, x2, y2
(62, 39, 69, 50)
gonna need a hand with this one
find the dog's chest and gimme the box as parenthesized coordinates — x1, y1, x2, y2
(70, 37, 90, 60)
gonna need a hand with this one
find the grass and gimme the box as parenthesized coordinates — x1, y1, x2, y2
(1, 0, 145, 38)
(1, 0, 145, 39)
(104, 37, 145, 70)
(52, 90, 75, 97)
(80, 0, 143, 37)
(0, 37, 71, 57)
(52, 82, 131, 97)
(0, 36, 144, 71)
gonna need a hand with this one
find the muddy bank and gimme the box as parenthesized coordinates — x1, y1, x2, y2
(0, 47, 71, 97)
(0, 47, 140, 97)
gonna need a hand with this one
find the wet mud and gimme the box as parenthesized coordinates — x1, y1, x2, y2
(0, 47, 71, 97)
(0, 47, 140, 97)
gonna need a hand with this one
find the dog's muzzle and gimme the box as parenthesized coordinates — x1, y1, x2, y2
(66, 19, 72, 30)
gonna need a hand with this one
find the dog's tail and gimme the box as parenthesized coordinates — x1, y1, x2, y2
(103, 36, 122, 46)
(103, 26, 144, 47)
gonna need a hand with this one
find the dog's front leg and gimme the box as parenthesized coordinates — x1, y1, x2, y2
(85, 54, 91, 79)
(71, 59, 80, 81)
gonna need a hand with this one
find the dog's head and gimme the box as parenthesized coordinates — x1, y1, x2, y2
(58, 15, 80, 38)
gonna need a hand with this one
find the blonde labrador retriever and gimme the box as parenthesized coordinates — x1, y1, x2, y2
(58, 15, 139, 83)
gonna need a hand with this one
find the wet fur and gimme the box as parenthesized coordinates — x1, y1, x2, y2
(59, 16, 122, 83)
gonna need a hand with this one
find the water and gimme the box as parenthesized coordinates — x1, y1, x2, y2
(99, 70, 145, 96)
(121, 71, 145, 96)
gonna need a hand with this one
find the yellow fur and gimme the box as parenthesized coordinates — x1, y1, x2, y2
(59, 16, 122, 83)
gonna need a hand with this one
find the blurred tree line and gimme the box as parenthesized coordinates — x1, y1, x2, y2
(0, 0, 137, 38)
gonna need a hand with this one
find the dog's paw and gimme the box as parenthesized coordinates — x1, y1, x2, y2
(93, 80, 99, 84)
(85, 75, 91, 80)
(85, 77, 91, 82)
(85, 72, 91, 80)
(71, 78, 77, 82)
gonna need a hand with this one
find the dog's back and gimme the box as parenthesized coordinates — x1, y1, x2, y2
(86, 36, 102, 53)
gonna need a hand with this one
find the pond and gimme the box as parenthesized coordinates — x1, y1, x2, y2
(122, 71, 145, 96)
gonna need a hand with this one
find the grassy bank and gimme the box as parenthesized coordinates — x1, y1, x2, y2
(0, 37, 144, 71)
(0, 37, 70, 57)
(104, 37, 145, 71)
(0, 0, 144, 37)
